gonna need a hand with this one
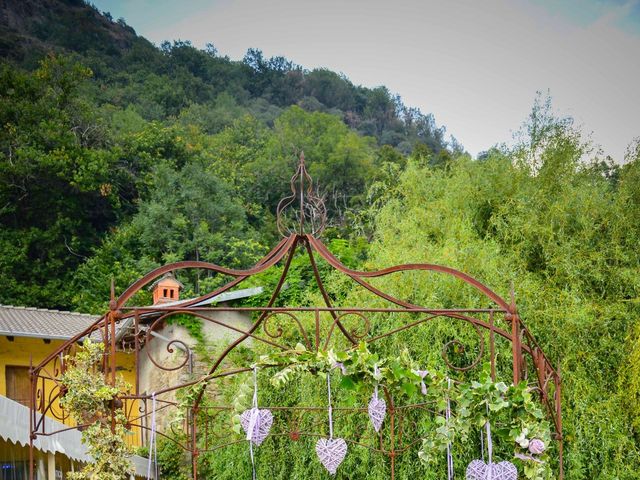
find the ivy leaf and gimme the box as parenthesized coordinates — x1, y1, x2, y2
(339, 376, 358, 391)
(401, 382, 417, 396)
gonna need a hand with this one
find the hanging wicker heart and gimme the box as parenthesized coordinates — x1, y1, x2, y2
(466, 460, 518, 480)
(316, 437, 347, 475)
(496, 461, 517, 480)
(240, 407, 273, 446)
(466, 459, 487, 480)
(368, 392, 386, 432)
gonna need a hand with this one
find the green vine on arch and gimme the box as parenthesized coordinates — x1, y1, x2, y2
(253, 342, 553, 479)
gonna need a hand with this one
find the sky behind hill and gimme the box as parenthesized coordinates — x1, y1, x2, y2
(92, 0, 640, 162)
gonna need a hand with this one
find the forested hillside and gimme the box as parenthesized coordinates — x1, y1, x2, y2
(0, 0, 456, 309)
(2, 1, 640, 478)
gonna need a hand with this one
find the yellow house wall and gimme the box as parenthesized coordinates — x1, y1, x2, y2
(0, 336, 67, 396)
(0, 336, 142, 448)
(115, 350, 144, 448)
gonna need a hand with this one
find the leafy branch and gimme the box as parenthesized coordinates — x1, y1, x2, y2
(59, 340, 135, 480)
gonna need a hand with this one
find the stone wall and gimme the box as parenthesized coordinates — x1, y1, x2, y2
(138, 308, 253, 434)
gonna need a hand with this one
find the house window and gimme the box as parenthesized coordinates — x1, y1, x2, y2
(163, 288, 168, 297)
(0, 460, 30, 480)
(5, 366, 31, 407)
(170, 289, 174, 298)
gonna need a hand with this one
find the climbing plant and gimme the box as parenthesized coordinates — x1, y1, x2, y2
(59, 340, 135, 480)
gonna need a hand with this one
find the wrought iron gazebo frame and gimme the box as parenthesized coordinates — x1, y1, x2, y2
(28, 155, 563, 479)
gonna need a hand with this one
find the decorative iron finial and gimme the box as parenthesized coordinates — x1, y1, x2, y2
(276, 151, 327, 237)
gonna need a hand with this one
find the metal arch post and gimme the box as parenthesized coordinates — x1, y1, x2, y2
(29, 355, 35, 480)
(191, 234, 301, 411)
(302, 236, 357, 345)
(509, 286, 522, 384)
(192, 405, 199, 480)
(556, 362, 564, 480)
(510, 312, 521, 384)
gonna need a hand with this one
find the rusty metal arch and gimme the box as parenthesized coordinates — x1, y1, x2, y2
(29, 154, 563, 479)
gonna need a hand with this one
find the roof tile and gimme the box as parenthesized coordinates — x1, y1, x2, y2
(0, 305, 100, 340)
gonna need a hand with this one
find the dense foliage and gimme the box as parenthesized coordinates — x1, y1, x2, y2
(1, 0, 455, 309)
(345, 113, 640, 478)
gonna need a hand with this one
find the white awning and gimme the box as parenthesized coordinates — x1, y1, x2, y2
(0, 395, 88, 462)
(0, 395, 153, 477)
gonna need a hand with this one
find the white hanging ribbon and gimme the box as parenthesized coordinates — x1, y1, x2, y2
(249, 430, 256, 480)
(373, 364, 380, 400)
(445, 378, 453, 480)
(486, 403, 493, 480)
(327, 372, 334, 439)
(246, 366, 259, 441)
(417, 369, 429, 395)
(247, 366, 259, 480)
(147, 393, 157, 480)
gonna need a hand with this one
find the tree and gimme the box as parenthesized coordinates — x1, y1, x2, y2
(0, 56, 127, 308)
(72, 160, 265, 312)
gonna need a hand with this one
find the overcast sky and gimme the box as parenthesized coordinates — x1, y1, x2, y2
(92, 0, 640, 162)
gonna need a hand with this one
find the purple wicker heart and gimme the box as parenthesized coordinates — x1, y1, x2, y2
(466, 459, 487, 480)
(240, 407, 273, 446)
(466, 459, 517, 480)
(316, 437, 347, 475)
(496, 461, 517, 479)
(368, 392, 386, 432)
